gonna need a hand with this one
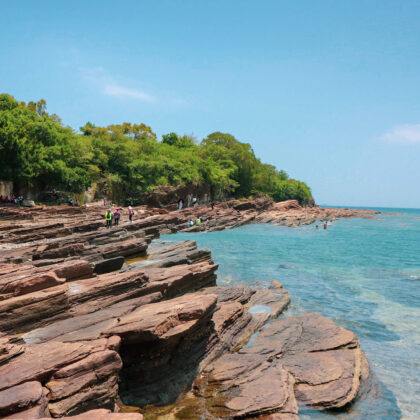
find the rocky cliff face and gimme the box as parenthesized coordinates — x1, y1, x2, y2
(0, 200, 375, 419)
(139, 183, 213, 208)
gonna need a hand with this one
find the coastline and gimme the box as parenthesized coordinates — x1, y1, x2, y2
(0, 200, 375, 419)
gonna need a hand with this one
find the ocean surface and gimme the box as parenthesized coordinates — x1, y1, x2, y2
(160, 207, 420, 420)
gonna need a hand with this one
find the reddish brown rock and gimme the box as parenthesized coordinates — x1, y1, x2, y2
(200, 285, 255, 305)
(0, 334, 25, 364)
(22, 294, 162, 344)
(33, 243, 86, 260)
(106, 293, 218, 407)
(67, 270, 148, 312)
(99, 239, 148, 259)
(246, 286, 291, 318)
(0, 339, 123, 418)
(40, 409, 143, 419)
(144, 261, 218, 297)
(0, 341, 94, 391)
(199, 300, 253, 368)
(0, 271, 65, 297)
(128, 240, 213, 269)
(0, 201, 374, 418)
(46, 350, 122, 400)
(47, 374, 119, 417)
(198, 353, 298, 419)
(103, 292, 217, 344)
(52, 260, 94, 280)
(0, 285, 69, 333)
(243, 312, 367, 410)
(0, 381, 48, 418)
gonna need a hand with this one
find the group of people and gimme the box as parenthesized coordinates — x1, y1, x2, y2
(177, 197, 215, 211)
(315, 223, 329, 230)
(188, 217, 201, 227)
(0, 194, 24, 205)
(66, 196, 79, 207)
(105, 206, 135, 228)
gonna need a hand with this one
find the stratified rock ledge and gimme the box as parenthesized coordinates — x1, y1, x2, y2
(0, 199, 373, 419)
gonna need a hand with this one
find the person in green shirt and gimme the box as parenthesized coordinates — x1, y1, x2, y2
(105, 209, 113, 229)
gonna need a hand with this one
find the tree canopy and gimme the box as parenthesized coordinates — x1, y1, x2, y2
(0, 94, 313, 205)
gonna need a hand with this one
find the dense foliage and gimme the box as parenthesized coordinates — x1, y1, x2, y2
(0, 94, 313, 204)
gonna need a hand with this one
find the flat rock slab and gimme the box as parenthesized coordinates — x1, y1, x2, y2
(200, 285, 256, 305)
(246, 286, 291, 318)
(198, 353, 298, 419)
(103, 292, 218, 345)
(242, 312, 368, 409)
(22, 293, 162, 344)
(0, 284, 69, 333)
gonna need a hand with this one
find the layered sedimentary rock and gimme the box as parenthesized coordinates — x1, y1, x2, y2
(0, 200, 373, 418)
(105, 293, 218, 406)
(241, 313, 369, 409)
(0, 338, 123, 418)
(198, 354, 299, 419)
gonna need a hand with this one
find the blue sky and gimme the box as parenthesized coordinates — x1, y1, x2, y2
(1, 1, 420, 208)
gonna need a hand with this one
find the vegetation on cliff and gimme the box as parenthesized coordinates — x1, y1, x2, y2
(0, 94, 312, 204)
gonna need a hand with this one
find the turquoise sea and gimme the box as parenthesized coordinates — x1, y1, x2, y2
(161, 208, 420, 419)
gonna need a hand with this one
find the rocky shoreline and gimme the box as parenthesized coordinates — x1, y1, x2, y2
(0, 199, 378, 419)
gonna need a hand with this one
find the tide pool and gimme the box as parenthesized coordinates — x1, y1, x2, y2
(160, 208, 420, 419)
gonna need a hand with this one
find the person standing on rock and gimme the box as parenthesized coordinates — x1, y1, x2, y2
(128, 206, 134, 224)
(192, 197, 197, 207)
(210, 201, 215, 210)
(114, 208, 121, 226)
(178, 198, 183, 211)
(195, 217, 201, 226)
(105, 209, 113, 229)
(103, 197, 107, 206)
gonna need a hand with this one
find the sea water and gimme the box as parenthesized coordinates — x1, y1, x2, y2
(160, 208, 420, 419)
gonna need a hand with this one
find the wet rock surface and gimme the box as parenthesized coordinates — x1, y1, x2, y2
(0, 200, 373, 418)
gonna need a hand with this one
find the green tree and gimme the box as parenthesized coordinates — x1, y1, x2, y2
(1, 94, 313, 205)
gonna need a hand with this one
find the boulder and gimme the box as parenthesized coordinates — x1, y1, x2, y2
(93, 257, 125, 275)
